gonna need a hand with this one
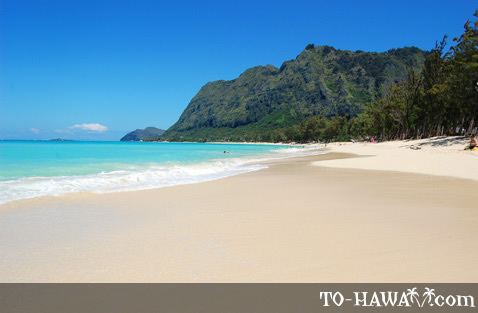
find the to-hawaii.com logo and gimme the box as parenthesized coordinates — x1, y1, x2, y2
(320, 287, 475, 308)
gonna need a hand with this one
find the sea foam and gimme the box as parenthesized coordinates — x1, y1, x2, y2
(0, 145, 322, 204)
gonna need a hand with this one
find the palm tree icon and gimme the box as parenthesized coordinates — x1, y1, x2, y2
(421, 288, 436, 307)
(406, 287, 420, 307)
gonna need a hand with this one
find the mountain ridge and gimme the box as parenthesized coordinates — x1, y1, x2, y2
(160, 44, 427, 141)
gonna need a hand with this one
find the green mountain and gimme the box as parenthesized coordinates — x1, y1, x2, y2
(161, 45, 427, 141)
(120, 127, 165, 141)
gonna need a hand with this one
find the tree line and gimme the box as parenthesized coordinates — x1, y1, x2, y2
(273, 10, 478, 143)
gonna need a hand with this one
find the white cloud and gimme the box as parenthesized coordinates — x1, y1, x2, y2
(70, 123, 108, 132)
(30, 128, 40, 134)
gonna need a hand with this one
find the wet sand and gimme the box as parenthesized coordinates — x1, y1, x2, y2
(1, 152, 477, 282)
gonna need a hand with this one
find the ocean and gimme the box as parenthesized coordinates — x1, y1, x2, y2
(0, 141, 317, 204)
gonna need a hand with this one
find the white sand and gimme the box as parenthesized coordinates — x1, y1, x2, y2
(314, 136, 478, 181)
(1, 145, 477, 282)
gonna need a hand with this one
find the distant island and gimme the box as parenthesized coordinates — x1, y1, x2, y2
(49, 138, 74, 142)
(120, 127, 165, 141)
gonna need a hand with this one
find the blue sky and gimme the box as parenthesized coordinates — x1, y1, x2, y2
(0, 0, 476, 140)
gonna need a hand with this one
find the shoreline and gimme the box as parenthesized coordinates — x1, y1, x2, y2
(1, 136, 475, 207)
(0, 153, 326, 210)
(0, 140, 477, 281)
(0, 143, 324, 206)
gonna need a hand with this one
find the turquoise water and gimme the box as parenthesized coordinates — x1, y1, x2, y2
(0, 141, 310, 204)
(0, 141, 290, 180)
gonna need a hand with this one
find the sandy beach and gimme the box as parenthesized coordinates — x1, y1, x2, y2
(1, 137, 477, 282)
(318, 136, 478, 181)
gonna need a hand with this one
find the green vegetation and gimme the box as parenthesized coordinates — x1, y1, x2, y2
(351, 10, 478, 141)
(158, 10, 477, 143)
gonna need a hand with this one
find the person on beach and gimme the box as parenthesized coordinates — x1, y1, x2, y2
(467, 136, 477, 151)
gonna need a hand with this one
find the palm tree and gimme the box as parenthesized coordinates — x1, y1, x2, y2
(421, 288, 436, 307)
(406, 287, 420, 306)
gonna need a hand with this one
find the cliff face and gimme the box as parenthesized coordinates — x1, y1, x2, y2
(120, 127, 165, 141)
(162, 45, 426, 141)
